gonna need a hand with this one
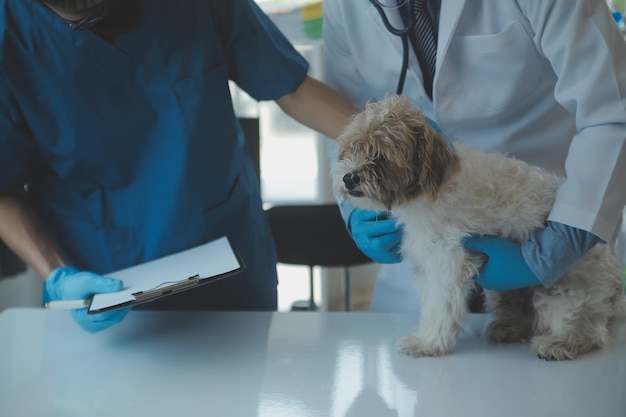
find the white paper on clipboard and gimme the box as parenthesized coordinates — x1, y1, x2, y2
(88, 236, 242, 313)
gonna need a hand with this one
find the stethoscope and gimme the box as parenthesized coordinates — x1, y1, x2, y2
(369, 0, 416, 95)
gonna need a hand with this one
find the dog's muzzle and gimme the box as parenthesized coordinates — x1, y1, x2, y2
(343, 172, 364, 197)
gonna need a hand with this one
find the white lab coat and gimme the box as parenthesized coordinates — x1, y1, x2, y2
(323, 0, 626, 311)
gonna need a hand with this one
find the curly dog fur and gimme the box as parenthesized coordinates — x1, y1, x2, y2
(333, 95, 626, 360)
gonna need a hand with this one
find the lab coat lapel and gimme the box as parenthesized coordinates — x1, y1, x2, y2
(437, 0, 466, 72)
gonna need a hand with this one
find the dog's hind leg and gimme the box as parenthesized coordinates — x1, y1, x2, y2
(398, 251, 472, 357)
(485, 288, 535, 343)
(530, 287, 609, 360)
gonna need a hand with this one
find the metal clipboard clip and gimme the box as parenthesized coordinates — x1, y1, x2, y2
(131, 275, 201, 303)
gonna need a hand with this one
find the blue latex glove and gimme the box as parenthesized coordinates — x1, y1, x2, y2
(349, 209, 403, 263)
(46, 267, 131, 333)
(462, 235, 542, 291)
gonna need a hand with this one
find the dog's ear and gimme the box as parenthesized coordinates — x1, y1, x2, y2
(411, 116, 460, 202)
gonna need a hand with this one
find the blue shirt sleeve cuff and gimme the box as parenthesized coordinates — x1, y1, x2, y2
(521, 221, 602, 288)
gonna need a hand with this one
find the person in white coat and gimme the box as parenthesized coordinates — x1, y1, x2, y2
(323, 0, 626, 312)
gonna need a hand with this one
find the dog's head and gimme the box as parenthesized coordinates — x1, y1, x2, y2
(333, 95, 460, 210)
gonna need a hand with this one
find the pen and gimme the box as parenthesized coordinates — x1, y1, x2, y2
(45, 299, 91, 310)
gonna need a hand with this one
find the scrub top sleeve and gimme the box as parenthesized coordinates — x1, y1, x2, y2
(0, 73, 38, 193)
(219, 0, 309, 101)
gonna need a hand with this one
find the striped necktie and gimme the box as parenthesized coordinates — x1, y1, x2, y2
(411, 0, 437, 98)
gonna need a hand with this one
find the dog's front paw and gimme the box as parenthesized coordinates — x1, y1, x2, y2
(397, 334, 450, 358)
(486, 319, 531, 343)
(530, 335, 584, 361)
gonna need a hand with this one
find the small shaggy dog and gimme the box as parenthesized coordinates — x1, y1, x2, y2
(333, 95, 626, 360)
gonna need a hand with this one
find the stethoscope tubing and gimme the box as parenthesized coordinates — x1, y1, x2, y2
(369, 0, 414, 94)
(369, 0, 413, 37)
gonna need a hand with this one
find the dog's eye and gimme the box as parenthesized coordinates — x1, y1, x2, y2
(374, 155, 387, 164)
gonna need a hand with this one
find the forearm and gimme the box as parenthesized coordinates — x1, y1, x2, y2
(276, 75, 357, 139)
(0, 188, 66, 278)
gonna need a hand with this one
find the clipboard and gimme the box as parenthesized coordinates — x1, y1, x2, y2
(87, 236, 244, 314)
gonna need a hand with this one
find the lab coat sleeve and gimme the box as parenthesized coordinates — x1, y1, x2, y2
(518, 0, 626, 242)
(0, 70, 38, 194)
(214, 0, 309, 102)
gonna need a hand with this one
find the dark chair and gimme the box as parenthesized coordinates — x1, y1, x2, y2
(265, 204, 372, 311)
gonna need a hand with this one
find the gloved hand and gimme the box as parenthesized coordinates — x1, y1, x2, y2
(46, 266, 131, 333)
(462, 235, 542, 291)
(349, 208, 403, 263)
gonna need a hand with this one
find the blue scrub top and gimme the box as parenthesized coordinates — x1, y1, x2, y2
(0, 0, 309, 310)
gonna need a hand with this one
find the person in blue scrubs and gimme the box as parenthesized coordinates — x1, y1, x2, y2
(0, 0, 356, 332)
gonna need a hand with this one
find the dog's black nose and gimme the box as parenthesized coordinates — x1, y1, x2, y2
(343, 172, 361, 190)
